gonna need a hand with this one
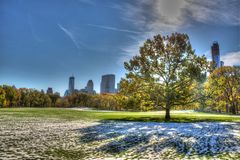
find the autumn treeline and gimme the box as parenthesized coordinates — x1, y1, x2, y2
(0, 85, 150, 111)
(56, 93, 153, 111)
(0, 66, 239, 114)
(0, 85, 60, 107)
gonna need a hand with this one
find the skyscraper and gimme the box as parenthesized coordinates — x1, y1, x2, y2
(220, 61, 224, 67)
(46, 87, 53, 94)
(100, 74, 115, 94)
(86, 80, 94, 94)
(68, 76, 75, 94)
(79, 80, 96, 94)
(116, 82, 120, 93)
(211, 42, 220, 68)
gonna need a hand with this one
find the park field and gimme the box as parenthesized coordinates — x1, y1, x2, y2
(0, 108, 240, 159)
(0, 107, 240, 122)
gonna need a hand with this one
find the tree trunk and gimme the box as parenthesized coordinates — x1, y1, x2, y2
(226, 104, 229, 113)
(231, 104, 236, 115)
(236, 102, 238, 114)
(165, 108, 171, 121)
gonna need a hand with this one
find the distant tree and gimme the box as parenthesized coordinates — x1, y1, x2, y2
(29, 90, 40, 107)
(3, 85, 20, 107)
(56, 98, 70, 107)
(19, 89, 51, 107)
(206, 66, 240, 114)
(0, 86, 6, 107)
(40, 92, 52, 107)
(66, 93, 88, 107)
(0, 86, 60, 107)
(113, 94, 128, 111)
(97, 94, 115, 110)
(19, 88, 31, 107)
(48, 93, 61, 107)
(123, 33, 208, 120)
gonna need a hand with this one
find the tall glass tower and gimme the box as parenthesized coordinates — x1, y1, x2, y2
(211, 42, 220, 68)
(68, 76, 75, 94)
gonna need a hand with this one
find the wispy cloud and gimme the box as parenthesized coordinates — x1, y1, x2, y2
(117, 44, 140, 66)
(115, 0, 240, 32)
(28, 14, 42, 42)
(222, 51, 240, 66)
(188, 0, 240, 26)
(87, 23, 152, 66)
(114, 0, 240, 65)
(58, 24, 81, 50)
(87, 24, 143, 34)
(117, 35, 148, 66)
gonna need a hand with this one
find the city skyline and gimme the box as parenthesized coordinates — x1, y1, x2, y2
(0, 0, 239, 95)
(64, 74, 117, 96)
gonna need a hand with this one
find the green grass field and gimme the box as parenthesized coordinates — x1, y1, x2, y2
(0, 107, 239, 122)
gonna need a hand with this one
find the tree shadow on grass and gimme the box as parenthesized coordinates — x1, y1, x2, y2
(77, 120, 240, 157)
(105, 116, 237, 123)
(98, 133, 151, 154)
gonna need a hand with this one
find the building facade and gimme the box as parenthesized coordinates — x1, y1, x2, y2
(79, 80, 95, 94)
(46, 87, 53, 94)
(116, 82, 120, 93)
(100, 74, 115, 94)
(211, 42, 220, 69)
(68, 76, 75, 95)
(86, 80, 94, 94)
(220, 61, 224, 67)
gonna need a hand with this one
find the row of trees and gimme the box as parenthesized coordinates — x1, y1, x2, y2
(56, 93, 153, 111)
(0, 85, 60, 107)
(0, 85, 151, 111)
(206, 66, 240, 114)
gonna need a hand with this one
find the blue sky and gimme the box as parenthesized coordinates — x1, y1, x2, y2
(0, 0, 240, 95)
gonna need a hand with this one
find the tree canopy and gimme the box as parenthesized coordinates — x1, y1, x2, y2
(206, 66, 240, 114)
(122, 33, 208, 120)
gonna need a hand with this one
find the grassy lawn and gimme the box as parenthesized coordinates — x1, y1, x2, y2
(0, 107, 240, 122)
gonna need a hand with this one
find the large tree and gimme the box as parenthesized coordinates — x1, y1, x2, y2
(123, 33, 208, 120)
(207, 66, 240, 114)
